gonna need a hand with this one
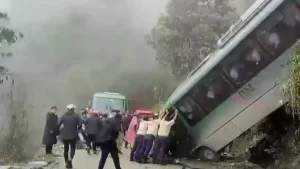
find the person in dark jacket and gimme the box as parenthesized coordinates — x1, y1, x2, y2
(101, 113, 108, 119)
(84, 111, 99, 155)
(122, 112, 132, 149)
(57, 104, 83, 169)
(42, 106, 59, 154)
(95, 114, 121, 169)
(114, 110, 123, 154)
(79, 108, 88, 144)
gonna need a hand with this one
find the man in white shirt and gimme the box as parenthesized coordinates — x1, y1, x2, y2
(152, 109, 178, 165)
(140, 111, 165, 163)
(129, 116, 148, 162)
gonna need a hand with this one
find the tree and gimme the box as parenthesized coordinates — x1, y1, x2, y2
(146, 0, 238, 77)
(0, 12, 27, 163)
(0, 11, 23, 61)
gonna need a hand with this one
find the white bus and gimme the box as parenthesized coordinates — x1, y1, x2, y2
(166, 0, 300, 161)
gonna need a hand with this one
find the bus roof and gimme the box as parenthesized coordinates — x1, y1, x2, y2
(93, 92, 126, 100)
(217, 0, 272, 48)
(165, 0, 284, 106)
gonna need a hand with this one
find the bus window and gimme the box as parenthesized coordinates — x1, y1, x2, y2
(189, 85, 208, 112)
(195, 70, 234, 112)
(256, 2, 298, 56)
(175, 96, 205, 127)
(292, 2, 300, 37)
(221, 40, 269, 88)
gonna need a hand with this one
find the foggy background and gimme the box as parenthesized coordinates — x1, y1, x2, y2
(0, 0, 173, 153)
(6, 0, 170, 108)
(0, 0, 256, 158)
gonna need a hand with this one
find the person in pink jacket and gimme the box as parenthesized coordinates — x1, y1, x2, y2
(126, 113, 139, 149)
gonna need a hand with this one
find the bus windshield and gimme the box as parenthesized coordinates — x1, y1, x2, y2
(92, 97, 125, 113)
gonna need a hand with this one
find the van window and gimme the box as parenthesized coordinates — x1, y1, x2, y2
(175, 96, 205, 127)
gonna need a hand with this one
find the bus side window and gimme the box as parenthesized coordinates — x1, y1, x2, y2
(195, 69, 234, 112)
(292, 2, 300, 37)
(175, 96, 205, 127)
(189, 85, 208, 113)
(256, 2, 298, 57)
(221, 40, 269, 88)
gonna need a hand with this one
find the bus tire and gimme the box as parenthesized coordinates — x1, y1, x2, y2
(198, 147, 221, 162)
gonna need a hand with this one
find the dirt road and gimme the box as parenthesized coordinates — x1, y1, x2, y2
(54, 148, 215, 169)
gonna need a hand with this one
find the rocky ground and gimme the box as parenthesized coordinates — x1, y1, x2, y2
(0, 146, 61, 169)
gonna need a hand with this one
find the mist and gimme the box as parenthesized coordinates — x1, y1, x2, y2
(6, 0, 170, 107)
(1, 0, 173, 154)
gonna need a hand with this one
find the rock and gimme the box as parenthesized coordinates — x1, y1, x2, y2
(27, 161, 47, 168)
(0, 166, 12, 169)
(0, 166, 31, 169)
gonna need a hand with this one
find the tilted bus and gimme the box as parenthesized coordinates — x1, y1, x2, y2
(91, 92, 128, 113)
(166, 0, 300, 161)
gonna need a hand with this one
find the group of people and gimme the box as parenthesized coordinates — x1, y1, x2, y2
(42, 104, 178, 169)
(42, 104, 123, 169)
(42, 105, 81, 168)
(128, 109, 178, 165)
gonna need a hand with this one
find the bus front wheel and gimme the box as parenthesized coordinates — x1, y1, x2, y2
(198, 147, 221, 162)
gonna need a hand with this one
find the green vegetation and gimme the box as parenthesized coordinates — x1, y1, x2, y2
(0, 11, 23, 59)
(146, 0, 238, 78)
(0, 80, 30, 164)
(0, 11, 27, 164)
(282, 47, 300, 118)
(146, 0, 239, 111)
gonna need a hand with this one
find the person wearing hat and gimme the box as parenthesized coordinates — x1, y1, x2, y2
(139, 111, 165, 163)
(57, 104, 83, 169)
